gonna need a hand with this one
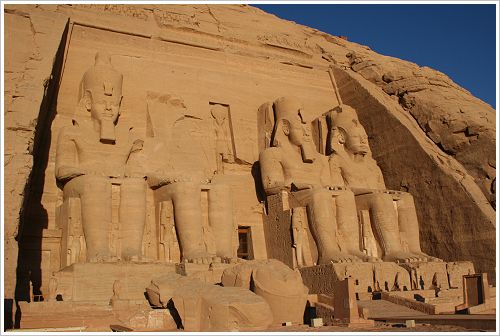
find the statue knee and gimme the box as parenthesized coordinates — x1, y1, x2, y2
(80, 176, 111, 194)
(370, 192, 394, 209)
(398, 192, 416, 209)
(310, 189, 331, 204)
(122, 177, 146, 191)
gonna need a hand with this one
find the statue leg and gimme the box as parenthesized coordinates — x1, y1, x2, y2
(156, 182, 210, 263)
(368, 193, 421, 262)
(398, 193, 440, 261)
(119, 178, 146, 261)
(305, 189, 359, 264)
(208, 183, 235, 261)
(335, 190, 368, 259)
(66, 176, 112, 262)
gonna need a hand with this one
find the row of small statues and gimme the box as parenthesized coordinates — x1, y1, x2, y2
(55, 52, 438, 266)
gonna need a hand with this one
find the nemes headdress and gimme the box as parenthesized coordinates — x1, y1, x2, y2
(273, 96, 303, 122)
(80, 52, 123, 102)
(326, 104, 360, 133)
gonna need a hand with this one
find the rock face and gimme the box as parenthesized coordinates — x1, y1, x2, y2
(344, 51, 496, 209)
(3, 3, 496, 320)
(4, 6, 69, 315)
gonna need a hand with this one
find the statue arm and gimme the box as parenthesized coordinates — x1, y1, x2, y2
(259, 148, 286, 195)
(124, 134, 146, 178)
(146, 171, 193, 188)
(320, 155, 334, 188)
(328, 155, 346, 188)
(55, 127, 85, 182)
(375, 165, 387, 189)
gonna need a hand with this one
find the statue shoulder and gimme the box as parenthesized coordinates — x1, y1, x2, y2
(259, 147, 283, 162)
(318, 153, 329, 165)
(328, 152, 343, 166)
(58, 123, 81, 140)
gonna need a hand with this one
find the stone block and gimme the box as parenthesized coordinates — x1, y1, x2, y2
(311, 318, 323, 327)
(405, 319, 416, 328)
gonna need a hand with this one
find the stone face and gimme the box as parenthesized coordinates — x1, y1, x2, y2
(3, 3, 496, 331)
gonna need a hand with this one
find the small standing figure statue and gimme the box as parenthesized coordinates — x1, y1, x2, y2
(211, 104, 234, 174)
(110, 279, 122, 306)
(48, 277, 58, 302)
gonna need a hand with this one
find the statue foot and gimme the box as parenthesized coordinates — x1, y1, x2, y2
(362, 255, 382, 262)
(219, 256, 239, 264)
(347, 251, 381, 262)
(89, 254, 113, 262)
(413, 251, 442, 262)
(383, 252, 427, 263)
(319, 252, 361, 264)
(184, 252, 216, 264)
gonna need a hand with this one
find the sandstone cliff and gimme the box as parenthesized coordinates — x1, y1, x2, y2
(3, 4, 496, 304)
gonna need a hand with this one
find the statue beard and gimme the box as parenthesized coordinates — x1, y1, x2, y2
(100, 118, 116, 144)
(300, 140, 316, 164)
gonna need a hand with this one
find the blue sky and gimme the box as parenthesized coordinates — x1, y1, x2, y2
(253, 4, 497, 108)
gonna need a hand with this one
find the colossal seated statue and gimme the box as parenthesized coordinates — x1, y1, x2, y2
(326, 104, 440, 263)
(144, 95, 237, 264)
(259, 97, 367, 264)
(55, 52, 146, 263)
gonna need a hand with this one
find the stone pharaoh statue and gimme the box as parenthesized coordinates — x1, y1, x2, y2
(55, 52, 146, 262)
(259, 96, 368, 264)
(327, 104, 439, 262)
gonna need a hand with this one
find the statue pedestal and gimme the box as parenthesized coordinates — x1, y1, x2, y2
(299, 261, 474, 296)
(54, 262, 177, 303)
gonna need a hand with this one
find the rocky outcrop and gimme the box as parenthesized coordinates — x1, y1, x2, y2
(344, 50, 496, 209)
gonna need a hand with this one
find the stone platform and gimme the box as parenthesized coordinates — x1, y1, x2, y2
(54, 262, 179, 302)
(19, 261, 237, 331)
(18, 301, 120, 330)
(53, 261, 237, 303)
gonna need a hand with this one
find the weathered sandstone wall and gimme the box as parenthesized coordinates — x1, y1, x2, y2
(4, 6, 69, 304)
(3, 4, 496, 304)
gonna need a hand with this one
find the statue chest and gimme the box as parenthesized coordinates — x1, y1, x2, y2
(74, 136, 131, 166)
(341, 161, 380, 189)
(282, 158, 323, 186)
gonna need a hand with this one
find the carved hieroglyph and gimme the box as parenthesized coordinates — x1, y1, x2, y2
(326, 104, 440, 263)
(55, 52, 146, 263)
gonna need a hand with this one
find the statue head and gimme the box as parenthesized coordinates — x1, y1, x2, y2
(211, 104, 227, 126)
(272, 96, 308, 147)
(327, 105, 370, 156)
(80, 52, 123, 142)
(272, 96, 316, 163)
